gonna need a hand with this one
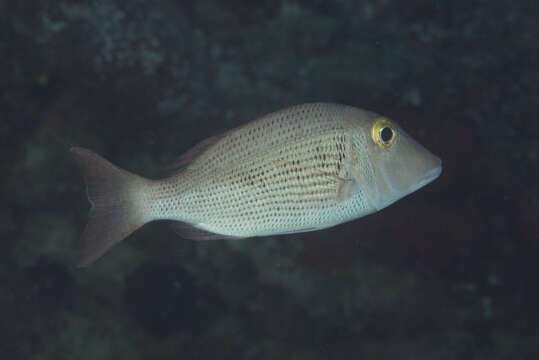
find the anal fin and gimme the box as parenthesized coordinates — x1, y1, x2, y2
(169, 221, 245, 241)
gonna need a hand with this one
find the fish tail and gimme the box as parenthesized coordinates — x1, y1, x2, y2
(71, 147, 150, 267)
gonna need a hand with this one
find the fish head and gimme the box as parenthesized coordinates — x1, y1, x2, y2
(349, 110, 442, 211)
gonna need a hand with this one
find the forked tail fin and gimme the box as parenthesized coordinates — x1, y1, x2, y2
(71, 147, 149, 267)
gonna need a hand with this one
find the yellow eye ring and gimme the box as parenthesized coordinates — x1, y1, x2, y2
(372, 118, 397, 149)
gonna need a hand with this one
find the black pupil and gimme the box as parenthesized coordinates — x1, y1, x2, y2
(380, 126, 393, 143)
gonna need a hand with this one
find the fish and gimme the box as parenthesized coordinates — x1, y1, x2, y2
(71, 103, 442, 267)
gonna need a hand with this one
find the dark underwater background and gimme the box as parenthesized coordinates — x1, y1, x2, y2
(1, 1, 538, 359)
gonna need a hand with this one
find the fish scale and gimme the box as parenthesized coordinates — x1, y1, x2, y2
(71, 102, 441, 266)
(145, 103, 370, 237)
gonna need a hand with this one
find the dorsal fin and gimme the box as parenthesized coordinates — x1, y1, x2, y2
(165, 134, 223, 174)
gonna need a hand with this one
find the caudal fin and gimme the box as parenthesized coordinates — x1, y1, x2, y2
(71, 147, 149, 267)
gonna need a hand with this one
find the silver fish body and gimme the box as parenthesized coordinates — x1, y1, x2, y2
(72, 103, 441, 266)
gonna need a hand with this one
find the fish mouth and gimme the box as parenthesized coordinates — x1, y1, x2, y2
(414, 161, 442, 191)
(423, 163, 442, 184)
(372, 161, 442, 211)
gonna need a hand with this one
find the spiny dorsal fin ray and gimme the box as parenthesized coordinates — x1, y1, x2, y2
(165, 134, 223, 174)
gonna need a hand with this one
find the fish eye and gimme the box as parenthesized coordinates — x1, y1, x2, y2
(380, 126, 393, 143)
(372, 118, 397, 149)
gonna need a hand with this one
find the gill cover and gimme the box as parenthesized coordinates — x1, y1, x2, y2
(363, 116, 441, 211)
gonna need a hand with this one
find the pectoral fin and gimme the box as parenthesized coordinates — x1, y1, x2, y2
(312, 166, 359, 203)
(337, 178, 359, 202)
